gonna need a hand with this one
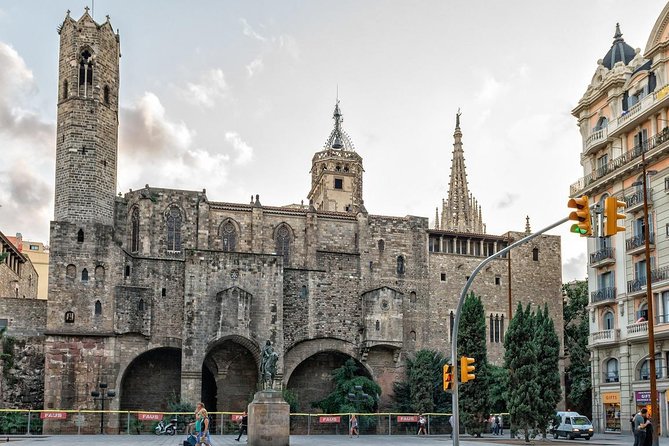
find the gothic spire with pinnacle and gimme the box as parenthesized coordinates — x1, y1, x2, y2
(439, 110, 485, 233)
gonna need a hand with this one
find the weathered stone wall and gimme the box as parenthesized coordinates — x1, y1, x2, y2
(0, 338, 44, 409)
(0, 298, 46, 338)
(0, 258, 39, 300)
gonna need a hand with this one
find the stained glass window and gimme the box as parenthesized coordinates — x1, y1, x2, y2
(130, 208, 139, 252)
(276, 225, 291, 264)
(166, 207, 182, 252)
(221, 221, 237, 252)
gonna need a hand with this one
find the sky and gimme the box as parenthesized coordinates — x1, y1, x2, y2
(0, 0, 666, 282)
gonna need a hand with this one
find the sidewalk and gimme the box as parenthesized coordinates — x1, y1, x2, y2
(0, 432, 659, 446)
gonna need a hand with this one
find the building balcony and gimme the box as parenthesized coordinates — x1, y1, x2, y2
(627, 320, 649, 340)
(589, 328, 620, 348)
(624, 189, 653, 214)
(627, 265, 669, 297)
(584, 127, 609, 155)
(626, 232, 655, 255)
(604, 372, 620, 383)
(570, 124, 669, 197)
(590, 247, 615, 268)
(591, 287, 616, 304)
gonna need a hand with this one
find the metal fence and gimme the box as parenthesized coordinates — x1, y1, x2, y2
(0, 410, 511, 436)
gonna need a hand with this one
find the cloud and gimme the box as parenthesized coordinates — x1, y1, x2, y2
(240, 18, 266, 42)
(246, 56, 264, 77)
(562, 253, 587, 282)
(225, 131, 254, 165)
(496, 192, 518, 209)
(475, 75, 509, 104)
(0, 42, 54, 149)
(183, 68, 228, 108)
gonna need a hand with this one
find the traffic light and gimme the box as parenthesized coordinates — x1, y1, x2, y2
(460, 356, 476, 383)
(604, 196, 626, 236)
(443, 364, 453, 391)
(568, 195, 592, 237)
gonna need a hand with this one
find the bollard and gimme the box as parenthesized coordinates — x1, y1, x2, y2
(307, 414, 311, 435)
(126, 412, 130, 435)
(26, 411, 31, 435)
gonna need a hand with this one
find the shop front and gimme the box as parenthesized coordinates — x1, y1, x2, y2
(603, 392, 621, 432)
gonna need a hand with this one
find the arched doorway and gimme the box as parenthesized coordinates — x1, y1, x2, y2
(286, 351, 371, 412)
(202, 339, 258, 412)
(120, 347, 181, 411)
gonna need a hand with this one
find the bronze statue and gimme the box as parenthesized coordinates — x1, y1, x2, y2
(260, 340, 278, 389)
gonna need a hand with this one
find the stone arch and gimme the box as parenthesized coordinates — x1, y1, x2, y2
(119, 347, 182, 411)
(285, 339, 372, 412)
(95, 265, 105, 282)
(202, 335, 260, 412)
(66, 264, 76, 280)
(283, 338, 370, 384)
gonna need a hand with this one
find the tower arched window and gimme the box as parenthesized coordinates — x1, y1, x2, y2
(276, 225, 292, 264)
(138, 299, 145, 311)
(130, 208, 139, 253)
(166, 206, 182, 252)
(532, 247, 539, 261)
(77, 229, 84, 243)
(397, 255, 405, 275)
(81, 268, 88, 282)
(378, 239, 385, 253)
(220, 221, 237, 252)
(103, 85, 110, 105)
(79, 49, 93, 97)
(94, 300, 102, 316)
(63, 80, 68, 99)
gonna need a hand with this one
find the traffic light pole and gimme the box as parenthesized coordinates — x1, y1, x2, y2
(450, 215, 569, 446)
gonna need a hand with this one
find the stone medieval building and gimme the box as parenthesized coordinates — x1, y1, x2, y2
(40, 10, 565, 427)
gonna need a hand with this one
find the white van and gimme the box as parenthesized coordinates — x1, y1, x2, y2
(551, 411, 594, 440)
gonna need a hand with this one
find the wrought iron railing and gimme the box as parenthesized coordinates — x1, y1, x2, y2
(627, 265, 669, 293)
(624, 189, 653, 209)
(590, 247, 615, 265)
(626, 232, 655, 251)
(591, 287, 616, 303)
(570, 126, 669, 195)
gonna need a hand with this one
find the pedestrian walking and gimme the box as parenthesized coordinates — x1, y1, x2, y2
(498, 414, 504, 436)
(195, 402, 212, 446)
(236, 411, 248, 442)
(643, 413, 653, 446)
(417, 414, 427, 435)
(493, 415, 500, 435)
(349, 414, 359, 437)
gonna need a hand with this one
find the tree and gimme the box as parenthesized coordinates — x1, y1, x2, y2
(457, 293, 490, 437)
(392, 350, 451, 414)
(487, 364, 508, 414)
(534, 304, 562, 437)
(563, 281, 592, 417)
(315, 359, 381, 414)
(505, 303, 539, 442)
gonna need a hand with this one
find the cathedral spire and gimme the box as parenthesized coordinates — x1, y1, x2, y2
(439, 111, 485, 233)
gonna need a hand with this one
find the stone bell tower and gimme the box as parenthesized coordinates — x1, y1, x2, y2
(54, 8, 120, 225)
(307, 101, 365, 213)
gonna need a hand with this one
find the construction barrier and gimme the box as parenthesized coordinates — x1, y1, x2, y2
(0, 409, 510, 436)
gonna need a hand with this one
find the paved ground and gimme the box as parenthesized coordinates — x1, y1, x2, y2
(0, 432, 647, 446)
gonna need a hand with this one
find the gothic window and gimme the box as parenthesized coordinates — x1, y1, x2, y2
(94, 300, 102, 316)
(375, 320, 380, 331)
(103, 85, 110, 105)
(81, 268, 88, 282)
(63, 80, 68, 99)
(532, 248, 539, 261)
(130, 208, 139, 253)
(489, 314, 494, 342)
(494, 315, 500, 342)
(138, 299, 145, 311)
(275, 225, 292, 264)
(220, 221, 237, 252)
(79, 49, 93, 86)
(378, 239, 385, 253)
(95, 265, 105, 283)
(166, 206, 182, 252)
(410, 330, 416, 341)
(77, 229, 84, 243)
(410, 291, 416, 303)
(397, 255, 405, 275)
(125, 265, 131, 277)
(161, 288, 166, 297)
(299, 285, 308, 299)
(66, 264, 76, 280)
(489, 314, 503, 343)
(64, 311, 75, 323)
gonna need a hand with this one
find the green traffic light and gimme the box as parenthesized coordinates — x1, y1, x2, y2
(570, 224, 586, 235)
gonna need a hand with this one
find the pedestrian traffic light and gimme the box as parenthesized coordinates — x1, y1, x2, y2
(568, 195, 592, 237)
(443, 364, 453, 391)
(460, 356, 476, 383)
(604, 196, 626, 236)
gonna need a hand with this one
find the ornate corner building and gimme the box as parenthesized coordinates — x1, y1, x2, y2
(571, 4, 669, 434)
(40, 9, 564, 429)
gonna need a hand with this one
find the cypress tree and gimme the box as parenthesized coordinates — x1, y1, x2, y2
(534, 304, 562, 437)
(505, 303, 539, 442)
(457, 293, 490, 437)
(410, 350, 437, 413)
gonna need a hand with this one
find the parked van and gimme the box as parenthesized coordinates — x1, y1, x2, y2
(551, 412, 594, 440)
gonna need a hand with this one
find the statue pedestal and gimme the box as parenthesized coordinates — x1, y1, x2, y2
(248, 390, 290, 446)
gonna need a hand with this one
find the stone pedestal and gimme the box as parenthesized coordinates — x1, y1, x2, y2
(248, 390, 290, 446)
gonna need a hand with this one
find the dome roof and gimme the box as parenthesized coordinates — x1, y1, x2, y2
(602, 23, 636, 69)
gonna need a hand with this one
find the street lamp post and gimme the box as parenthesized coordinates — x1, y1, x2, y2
(640, 148, 659, 446)
(91, 382, 116, 434)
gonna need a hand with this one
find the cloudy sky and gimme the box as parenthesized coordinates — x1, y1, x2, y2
(0, 0, 666, 282)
